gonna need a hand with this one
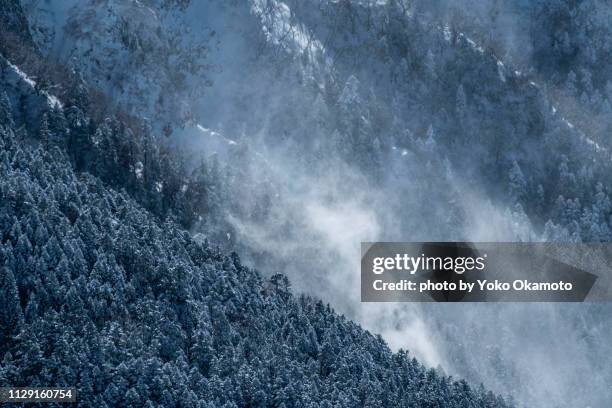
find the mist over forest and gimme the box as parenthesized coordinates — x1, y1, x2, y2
(2, 0, 612, 406)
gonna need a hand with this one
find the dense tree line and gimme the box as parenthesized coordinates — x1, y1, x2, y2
(0, 52, 221, 233)
(0, 101, 512, 406)
(2, 0, 611, 404)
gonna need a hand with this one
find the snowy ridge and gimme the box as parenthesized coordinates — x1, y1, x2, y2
(251, 0, 327, 64)
(6, 58, 63, 109)
(438, 24, 609, 163)
(196, 123, 274, 168)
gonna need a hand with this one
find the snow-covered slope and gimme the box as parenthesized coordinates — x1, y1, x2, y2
(22, 0, 212, 132)
(0, 54, 62, 130)
(13, 1, 612, 406)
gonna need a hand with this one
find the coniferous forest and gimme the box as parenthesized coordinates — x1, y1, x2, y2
(1, 0, 612, 406)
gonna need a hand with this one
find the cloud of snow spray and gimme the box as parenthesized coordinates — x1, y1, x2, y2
(202, 132, 612, 407)
(421, 181, 612, 408)
(209, 134, 448, 369)
(185, 61, 611, 408)
(179, 2, 612, 406)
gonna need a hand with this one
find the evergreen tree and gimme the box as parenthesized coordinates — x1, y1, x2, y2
(39, 113, 51, 146)
(0, 267, 23, 347)
(508, 160, 527, 203)
(0, 91, 14, 127)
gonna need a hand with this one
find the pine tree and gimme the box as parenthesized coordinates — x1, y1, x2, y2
(0, 267, 23, 346)
(508, 160, 527, 203)
(0, 91, 14, 127)
(65, 106, 91, 170)
(47, 105, 68, 147)
(39, 113, 52, 146)
(566, 71, 578, 96)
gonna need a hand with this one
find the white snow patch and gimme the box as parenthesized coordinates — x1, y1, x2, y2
(46, 94, 63, 109)
(135, 161, 144, 179)
(467, 38, 484, 53)
(443, 25, 451, 42)
(584, 137, 602, 152)
(497, 60, 506, 83)
(197, 124, 238, 146)
(251, 0, 324, 57)
(458, 33, 484, 53)
(134, 0, 158, 20)
(561, 117, 606, 154)
(7, 60, 63, 108)
(7, 60, 37, 88)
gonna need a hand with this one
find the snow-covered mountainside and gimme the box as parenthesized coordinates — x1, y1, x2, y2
(22, 0, 213, 133)
(0, 4, 518, 406)
(1, 68, 515, 406)
(5, 0, 612, 406)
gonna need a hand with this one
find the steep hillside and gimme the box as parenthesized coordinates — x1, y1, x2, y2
(21, 0, 612, 238)
(5, 0, 612, 406)
(0, 79, 512, 406)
